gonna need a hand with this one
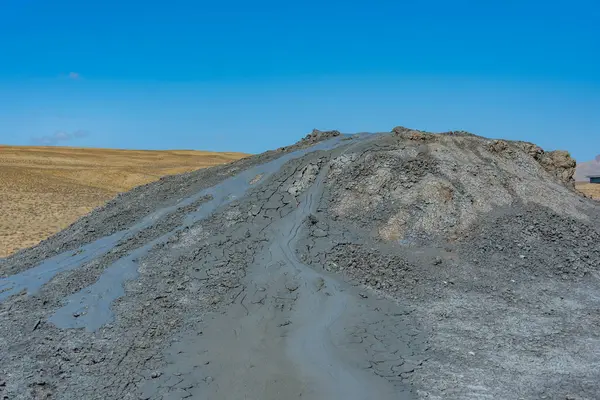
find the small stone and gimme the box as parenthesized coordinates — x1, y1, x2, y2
(315, 277, 325, 291)
(285, 282, 299, 292)
(205, 376, 214, 384)
(316, 221, 328, 230)
(433, 257, 443, 265)
(151, 371, 162, 379)
(313, 228, 328, 237)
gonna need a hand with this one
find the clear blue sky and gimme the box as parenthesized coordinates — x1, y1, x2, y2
(0, 0, 598, 160)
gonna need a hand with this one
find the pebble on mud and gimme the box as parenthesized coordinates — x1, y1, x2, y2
(313, 228, 328, 237)
(285, 282, 300, 292)
(315, 277, 325, 291)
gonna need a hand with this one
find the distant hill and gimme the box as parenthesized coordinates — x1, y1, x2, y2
(575, 155, 600, 181)
(0, 145, 248, 257)
(574, 155, 600, 199)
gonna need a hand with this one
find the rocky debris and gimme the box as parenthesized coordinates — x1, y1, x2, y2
(1, 126, 599, 400)
(394, 129, 577, 187)
(249, 174, 263, 185)
(287, 162, 321, 197)
(392, 126, 440, 142)
(515, 141, 545, 159)
(489, 139, 577, 186)
(323, 244, 417, 293)
(392, 126, 437, 142)
(326, 132, 586, 247)
(538, 150, 577, 185)
(392, 126, 423, 135)
(462, 204, 600, 280)
(299, 129, 341, 145)
(439, 129, 480, 137)
(514, 141, 577, 185)
(305, 213, 329, 238)
(488, 139, 510, 153)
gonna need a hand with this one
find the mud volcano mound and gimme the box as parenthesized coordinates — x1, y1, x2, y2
(1, 128, 599, 400)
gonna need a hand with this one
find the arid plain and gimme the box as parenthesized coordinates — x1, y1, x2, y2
(0, 145, 247, 257)
(576, 182, 600, 200)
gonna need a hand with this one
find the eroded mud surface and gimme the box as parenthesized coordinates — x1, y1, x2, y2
(1, 129, 600, 399)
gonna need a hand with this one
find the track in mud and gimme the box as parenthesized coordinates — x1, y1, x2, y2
(158, 155, 416, 399)
(1, 137, 343, 329)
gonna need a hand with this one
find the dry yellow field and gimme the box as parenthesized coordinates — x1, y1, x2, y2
(576, 182, 600, 200)
(0, 145, 247, 257)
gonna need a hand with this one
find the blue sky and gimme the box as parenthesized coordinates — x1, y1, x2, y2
(0, 0, 598, 160)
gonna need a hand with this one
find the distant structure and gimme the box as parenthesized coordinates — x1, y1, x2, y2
(588, 175, 600, 184)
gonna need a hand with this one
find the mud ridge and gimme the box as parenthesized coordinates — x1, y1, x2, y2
(1, 128, 599, 399)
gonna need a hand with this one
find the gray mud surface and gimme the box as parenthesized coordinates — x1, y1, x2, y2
(1, 128, 600, 399)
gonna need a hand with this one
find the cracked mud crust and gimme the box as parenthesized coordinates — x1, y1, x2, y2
(1, 128, 599, 400)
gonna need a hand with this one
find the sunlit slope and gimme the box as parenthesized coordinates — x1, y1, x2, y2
(0, 145, 247, 257)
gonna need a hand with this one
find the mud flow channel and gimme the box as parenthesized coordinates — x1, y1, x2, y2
(0, 134, 423, 400)
(153, 158, 417, 399)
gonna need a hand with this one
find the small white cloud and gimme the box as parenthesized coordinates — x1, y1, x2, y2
(54, 131, 70, 140)
(68, 72, 80, 80)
